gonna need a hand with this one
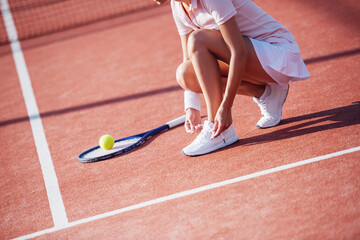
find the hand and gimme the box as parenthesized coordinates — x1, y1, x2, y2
(185, 108, 202, 133)
(212, 105, 232, 139)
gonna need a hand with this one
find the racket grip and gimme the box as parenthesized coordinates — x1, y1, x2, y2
(166, 115, 186, 128)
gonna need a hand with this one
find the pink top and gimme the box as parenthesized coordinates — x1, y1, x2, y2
(171, 0, 297, 45)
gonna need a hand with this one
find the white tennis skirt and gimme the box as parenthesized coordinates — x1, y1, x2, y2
(250, 38, 310, 86)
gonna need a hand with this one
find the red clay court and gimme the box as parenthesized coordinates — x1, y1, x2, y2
(1, 0, 359, 239)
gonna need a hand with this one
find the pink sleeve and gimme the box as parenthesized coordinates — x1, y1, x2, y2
(201, 0, 237, 25)
(171, 1, 193, 35)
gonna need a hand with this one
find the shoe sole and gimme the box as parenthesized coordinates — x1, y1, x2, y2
(181, 136, 239, 157)
(256, 85, 289, 129)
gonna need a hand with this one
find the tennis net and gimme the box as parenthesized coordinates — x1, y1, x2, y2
(0, 0, 158, 45)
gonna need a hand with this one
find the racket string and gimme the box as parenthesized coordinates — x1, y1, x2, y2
(82, 137, 142, 159)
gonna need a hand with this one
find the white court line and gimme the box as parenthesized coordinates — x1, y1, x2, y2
(12, 146, 360, 240)
(1, 0, 68, 228)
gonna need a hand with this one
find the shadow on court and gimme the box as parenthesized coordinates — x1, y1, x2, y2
(79, 102, 360, 160)
(2, 48, 359, 128)
(222, 101, 360, 151)
(303, 48, 360, 65)
(0, 85, 181, 127)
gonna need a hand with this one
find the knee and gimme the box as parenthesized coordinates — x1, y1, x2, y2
(176, 61, 194, 90)
(187, 30, 208, 58)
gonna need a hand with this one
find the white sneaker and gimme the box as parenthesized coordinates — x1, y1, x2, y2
(253, 84, 289, 129)
(182, 120, 239, 156)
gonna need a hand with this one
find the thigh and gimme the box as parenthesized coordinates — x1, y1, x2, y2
(242, 37, 276, 84)
(194, 29, 276, 84)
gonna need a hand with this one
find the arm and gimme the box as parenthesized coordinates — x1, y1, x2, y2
(180, 34, 190, 61)
(212, 17, 249, 138)
(220, 17, 248, 109)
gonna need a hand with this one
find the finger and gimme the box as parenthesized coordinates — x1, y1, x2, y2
(212, 121, 218, 132)
(211, 121, 219, 139)
(212, 122, 226, 139)
(212, 127, 222, 139)
(195, 124, 203, 130)
(185, 119, 194, 134)
(189, 119, 195, 133)
(185, 120, 191, 133)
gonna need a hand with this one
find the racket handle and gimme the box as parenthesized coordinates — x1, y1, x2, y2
(166, 115, 186, 129)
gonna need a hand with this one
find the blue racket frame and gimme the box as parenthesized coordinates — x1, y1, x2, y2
(78, 115, 185, 163)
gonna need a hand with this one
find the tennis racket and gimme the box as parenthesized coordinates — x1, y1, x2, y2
(78, 115, 186, 163)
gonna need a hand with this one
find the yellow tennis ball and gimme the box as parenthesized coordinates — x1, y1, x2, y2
(99, 134, 114, 150)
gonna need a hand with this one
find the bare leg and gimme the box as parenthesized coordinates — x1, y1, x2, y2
(176, 37, 271, 99)
(178, 29, 275, 121)
(188, 37, 222, 121)
(177, 60, 265, 98)
(237, 81, 265, 98)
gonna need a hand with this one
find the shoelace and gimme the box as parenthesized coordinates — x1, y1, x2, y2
(258, 99, 270, 117)
(194, 127, 212, 144)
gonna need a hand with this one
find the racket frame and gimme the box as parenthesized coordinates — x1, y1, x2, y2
(78, 116, 185, 163)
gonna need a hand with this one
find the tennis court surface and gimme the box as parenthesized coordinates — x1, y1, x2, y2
(1, 0, 359, 239)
